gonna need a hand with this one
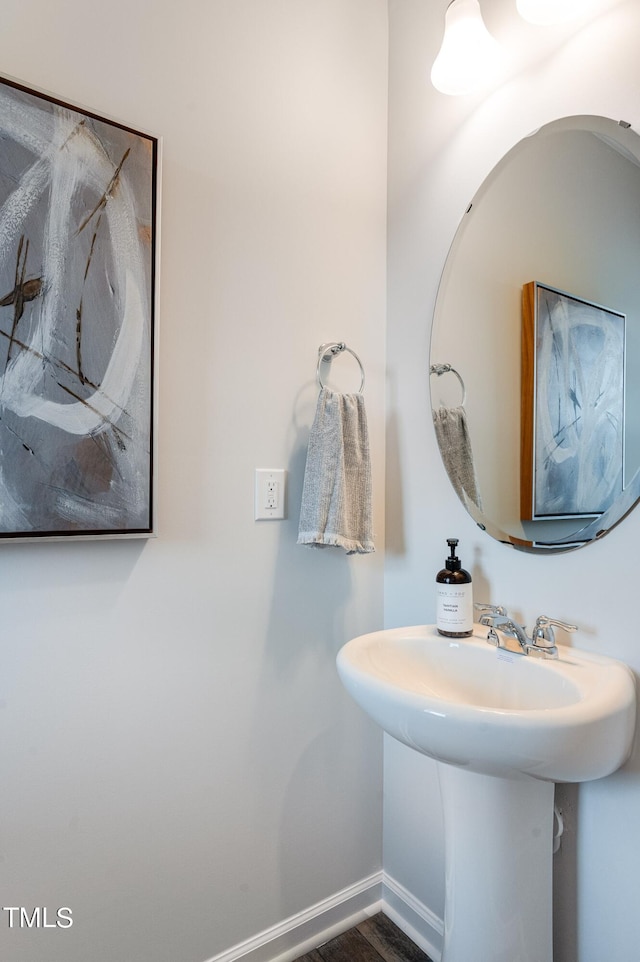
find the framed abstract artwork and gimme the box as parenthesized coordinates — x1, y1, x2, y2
(0, 75, 159, 541)
(521, 281, 625, 521)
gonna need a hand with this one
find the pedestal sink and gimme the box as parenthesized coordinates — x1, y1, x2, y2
(337, 625, 636, 962)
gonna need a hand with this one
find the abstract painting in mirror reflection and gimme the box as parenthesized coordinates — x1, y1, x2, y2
(521, 282, 625, 521)
(0, 76, 158, 540)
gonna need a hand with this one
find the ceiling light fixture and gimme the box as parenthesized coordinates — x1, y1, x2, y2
(431, 0, 503, 96)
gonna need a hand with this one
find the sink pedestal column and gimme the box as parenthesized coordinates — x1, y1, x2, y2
(437, 764, 554, 962)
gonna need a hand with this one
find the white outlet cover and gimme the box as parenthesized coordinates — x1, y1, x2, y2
(255, 468, 286, 520)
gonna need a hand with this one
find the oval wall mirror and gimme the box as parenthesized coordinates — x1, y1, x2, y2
(430, 115, 640, 552)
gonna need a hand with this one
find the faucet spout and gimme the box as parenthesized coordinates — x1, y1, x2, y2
(480, 614, 530, 654)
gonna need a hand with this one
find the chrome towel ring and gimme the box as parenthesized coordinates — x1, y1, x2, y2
(430, 362, 466, 406)
(317, 342, 365, 393)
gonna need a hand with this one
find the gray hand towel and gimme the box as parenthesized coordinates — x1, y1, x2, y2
(432, 405, 483, 511)
(298, 388, 375, 554)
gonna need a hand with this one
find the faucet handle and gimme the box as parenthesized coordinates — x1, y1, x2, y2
(474, 603, 508, 617)
(532, 616, 577, 648)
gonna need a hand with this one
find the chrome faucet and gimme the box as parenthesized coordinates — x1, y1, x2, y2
(474, 604, 577, 659)
(475, 605, 531, 654)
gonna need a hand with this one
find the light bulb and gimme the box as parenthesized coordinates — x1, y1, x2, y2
(516, 0, 603, 26)
(431, 0, 503, 96)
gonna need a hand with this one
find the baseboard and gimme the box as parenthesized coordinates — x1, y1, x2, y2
(206, 870, 444, 962)
(205, 872, 383, 962)
(381, 874, 443, 962)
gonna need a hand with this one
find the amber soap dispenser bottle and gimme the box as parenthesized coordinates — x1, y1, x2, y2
(436, 538, 473, 637)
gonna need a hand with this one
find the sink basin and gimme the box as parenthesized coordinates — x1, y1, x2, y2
(336, 624, 636, 780)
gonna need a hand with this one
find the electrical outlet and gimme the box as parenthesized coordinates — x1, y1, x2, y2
(255, 469, 286, 520)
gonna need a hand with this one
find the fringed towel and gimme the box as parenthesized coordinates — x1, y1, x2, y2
(432, 405, 483, 511)
(298, 388, 375, 554)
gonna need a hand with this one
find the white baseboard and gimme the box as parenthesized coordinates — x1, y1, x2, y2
(382, 874, 443, 962)
(206, 871, 444, 962)
(205, 872, 383, 962)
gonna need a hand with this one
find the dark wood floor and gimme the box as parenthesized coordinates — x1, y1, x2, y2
(294, 912, 433, 962)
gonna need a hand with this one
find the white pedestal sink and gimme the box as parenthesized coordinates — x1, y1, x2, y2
(337, 625, 636, 962)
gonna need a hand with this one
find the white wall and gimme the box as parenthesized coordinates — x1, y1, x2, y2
(0, 3, 387, 961)
(386, 1, 640, 960)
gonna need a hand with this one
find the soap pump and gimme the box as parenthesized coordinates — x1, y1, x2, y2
(436, 538, 473, 637)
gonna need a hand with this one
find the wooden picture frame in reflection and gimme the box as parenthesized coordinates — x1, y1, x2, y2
(521, 282, 625, 521)
(0, 75, 158, 541)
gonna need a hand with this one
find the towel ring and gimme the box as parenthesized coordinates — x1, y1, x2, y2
(317, 342, 365, 393)
(429, 362, 466, 406)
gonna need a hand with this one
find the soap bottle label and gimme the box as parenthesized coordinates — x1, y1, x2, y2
(436, 583, 473, 634)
